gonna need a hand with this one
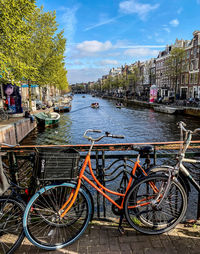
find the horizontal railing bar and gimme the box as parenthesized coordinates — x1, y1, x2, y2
(4, 152, 200, 160)
(1, 141, 200, 152)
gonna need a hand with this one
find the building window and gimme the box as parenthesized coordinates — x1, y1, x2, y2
(185, 73, 189, 84)
(194, 73, 198, 84)
(181, 74, 185, 84)
(189, 74, 193, 84)
(190, 61, 194, 71)
(194, 47, 197, 56)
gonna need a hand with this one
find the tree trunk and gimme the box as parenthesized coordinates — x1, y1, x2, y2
(39, 87, 42, 101)
(28, 80, 32, 111)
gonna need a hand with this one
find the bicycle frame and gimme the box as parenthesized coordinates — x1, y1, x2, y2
(59, 148, 149, 218)
(174, 123, 200, 192)
(178, 158, 200, 192)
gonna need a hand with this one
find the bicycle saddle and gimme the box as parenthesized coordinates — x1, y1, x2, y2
(132, 145, 153, 154)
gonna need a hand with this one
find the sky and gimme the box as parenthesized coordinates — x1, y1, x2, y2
(36, 0, 200, 84)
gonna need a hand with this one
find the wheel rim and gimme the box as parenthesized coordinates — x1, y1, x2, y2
(125, 176, 187, 234)
(24, 184, 91, 249)
(0, 198, 24, 254)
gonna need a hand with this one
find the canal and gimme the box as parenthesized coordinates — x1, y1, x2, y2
(21, 94, 200, 219)
(21, 94, 200, 145)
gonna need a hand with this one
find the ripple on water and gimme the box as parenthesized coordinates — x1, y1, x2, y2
(21, 94, 200, 145)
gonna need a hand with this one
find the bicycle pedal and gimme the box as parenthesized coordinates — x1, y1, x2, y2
(118, 226, 125, 235)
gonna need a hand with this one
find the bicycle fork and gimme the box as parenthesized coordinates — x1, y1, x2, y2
(58, 180, 82, 218)
(151, 169, 174, 209)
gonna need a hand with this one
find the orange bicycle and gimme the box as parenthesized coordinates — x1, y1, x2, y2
(23, 129, 154, 250)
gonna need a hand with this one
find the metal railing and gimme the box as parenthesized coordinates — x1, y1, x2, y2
(1, 140, 200, 219)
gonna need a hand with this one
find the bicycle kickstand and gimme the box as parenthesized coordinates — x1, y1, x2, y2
(118, 214, 125, 235)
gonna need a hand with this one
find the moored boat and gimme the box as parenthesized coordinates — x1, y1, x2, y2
(54, 102, 71, 113)
(153, 106, 184, 114)
(34, 112, 60, 127)
(91, 102, 99, 108)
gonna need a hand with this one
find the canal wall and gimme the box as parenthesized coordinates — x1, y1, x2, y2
(104, 96, 200, 117)
(0, 118, 37, 145)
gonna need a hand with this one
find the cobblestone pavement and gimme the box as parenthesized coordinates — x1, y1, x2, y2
(16, 219, 200, 254)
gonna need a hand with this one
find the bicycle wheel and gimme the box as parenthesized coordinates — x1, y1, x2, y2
(0, 197, 25, 254)
(0, 109, 8, 121)
(124, 175, 187, 234)
(23, 182, 92, 250)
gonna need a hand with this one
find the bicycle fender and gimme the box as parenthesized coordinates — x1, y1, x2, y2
(149, 165, 190, 194)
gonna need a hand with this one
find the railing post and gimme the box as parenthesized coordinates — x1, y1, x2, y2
(102, 151, 106, 218)
(197, 180, 200, 219)
(95, 150, 100, 218)
(8, 152, 17, 184)
(153, 145, 157, 165)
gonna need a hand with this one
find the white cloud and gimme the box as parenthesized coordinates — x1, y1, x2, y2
(76, 40, 113, 55)
(155, 38, 165, 43)
(163, 27, 170, 33)
(124, 48, 159, 57)
(116, 45, 165, 49)
(60, 6, 79, 42)
(66, 60, 85, 66)
(97, 59, 119, 66)
(84, 15, 122, 31)
(170, 19, 179, 27)
(119, 0, 159, 20)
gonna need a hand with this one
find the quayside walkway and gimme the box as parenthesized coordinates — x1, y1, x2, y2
(16, 219, 200, 254)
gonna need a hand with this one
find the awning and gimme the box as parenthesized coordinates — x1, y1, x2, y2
(21, 84, 38, 88)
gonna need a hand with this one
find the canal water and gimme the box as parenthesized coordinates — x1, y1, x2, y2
(21, 94, 200, 145)
(21, 94, 200, 219)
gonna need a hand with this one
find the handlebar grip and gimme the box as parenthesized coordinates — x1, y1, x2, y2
(92, 130, 102, 133)
(0, 143, 20, 147)
(111, 135, 125, 139)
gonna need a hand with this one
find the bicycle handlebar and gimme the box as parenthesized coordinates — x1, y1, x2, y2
(177, 121, 200, 135)
(0, 143, 20, 148)
(110, 135, 125, 139)
(83, 129, 125, 142)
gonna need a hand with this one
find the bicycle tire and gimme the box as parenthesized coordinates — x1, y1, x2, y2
(0, 112, 8, 121)
(124, 174, 187, 235)
(23, 182, 92, 250)
(0, 196, 25, 254)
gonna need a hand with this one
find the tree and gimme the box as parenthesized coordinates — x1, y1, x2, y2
(103, 76, 112, 92)
(18, 7, 68, 108)
(165, 47, 186, 98)
(0, 0, 36, 82)
(127, 66, 140, 97)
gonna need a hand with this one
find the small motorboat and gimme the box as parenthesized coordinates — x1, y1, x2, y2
(34, 112, 60, 127)
(91, 103, 99, 109)
(116, 102, 123, 108)
(54, 102, 71, 113)
(153, 106, 184, 114)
